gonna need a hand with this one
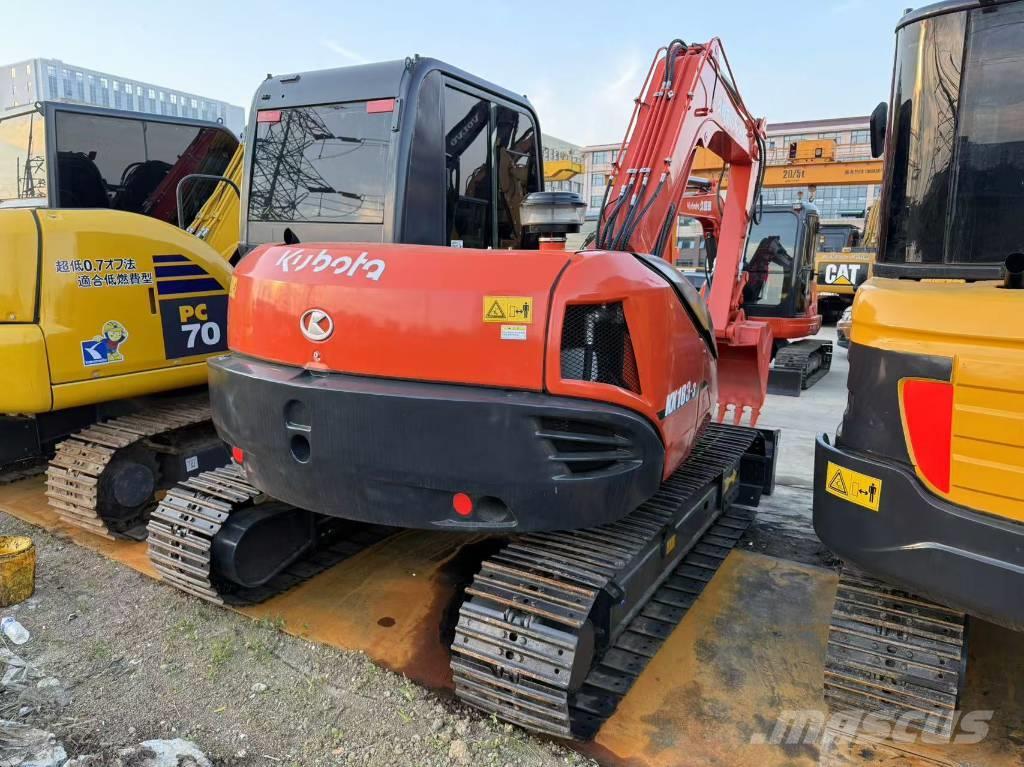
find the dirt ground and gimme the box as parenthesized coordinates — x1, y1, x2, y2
(0, 512, 596, 767)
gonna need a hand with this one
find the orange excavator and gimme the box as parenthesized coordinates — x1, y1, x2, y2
(149, 40, 779, 738)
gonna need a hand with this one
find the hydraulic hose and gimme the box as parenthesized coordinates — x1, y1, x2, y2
(594, 181, 613, 249)
(615, 173, 667, 252)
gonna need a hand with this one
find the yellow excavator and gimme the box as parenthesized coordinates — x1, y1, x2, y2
(813, 202, 878, 323)
(815, 0, 1024, 737)
(0, 101, 239, 538)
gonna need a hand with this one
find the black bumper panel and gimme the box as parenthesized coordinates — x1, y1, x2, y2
(208, 354, 665, 532)
(813, 435, 1024, 630)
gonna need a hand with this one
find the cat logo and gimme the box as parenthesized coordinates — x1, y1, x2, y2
(822, 263, 863, 286)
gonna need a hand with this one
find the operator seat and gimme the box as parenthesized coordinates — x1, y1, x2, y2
(57, 152, 109, 208)
(113, 160, 172, 215)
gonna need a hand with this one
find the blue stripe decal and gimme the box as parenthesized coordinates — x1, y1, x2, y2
(155, 264, 208, 278)
(153, 254, 190, 264)
(156, 277, 223, 296)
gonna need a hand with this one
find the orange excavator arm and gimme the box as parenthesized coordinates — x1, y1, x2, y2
(591, 38, 772, 423)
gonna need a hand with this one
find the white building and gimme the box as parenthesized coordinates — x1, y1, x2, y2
(578, 116, 878, 264)
(761, 116, 876, 219)
(580, 117, 876, 220)
(2, 58, 244, 135)
(541, 134, 585, 197)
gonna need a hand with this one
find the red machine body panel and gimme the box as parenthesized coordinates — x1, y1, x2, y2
(229, 242, 715, 480)
(543, 250, 716, 475)
(229, 242, 569, 392)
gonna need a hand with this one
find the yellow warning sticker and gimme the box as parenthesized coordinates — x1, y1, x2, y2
(483, 296, 533, 324)
(826, 461, 883, 512)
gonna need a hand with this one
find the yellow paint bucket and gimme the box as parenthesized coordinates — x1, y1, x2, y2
(0, 536, 35, 607)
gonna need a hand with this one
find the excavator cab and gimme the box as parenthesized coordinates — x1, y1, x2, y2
(240, 57, 543, 254)
(0, 102, 237, 223)
(741, 202, 819, 324)
(817, 222, 859, 252)
(739, 203, 831, 395)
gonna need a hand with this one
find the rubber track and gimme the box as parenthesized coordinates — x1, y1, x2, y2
(450, 423, 759, 739)
(775, 338, 833, 390)
(147, 463, 392, 606)
(823, 566, 967, 738)
(45, 394, 212, 540)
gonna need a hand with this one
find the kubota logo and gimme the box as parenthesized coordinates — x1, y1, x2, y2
(300, 309, 334, 342)
(685, 199, 713, 213)
(275, 248, 386, 281)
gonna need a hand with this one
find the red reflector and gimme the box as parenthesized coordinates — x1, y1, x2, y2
(901, 379, 954, 493)
(231, 446, 245, 465)
(366, 98, 395, 114)
(257, 110, 282, 124)
(452, 492, 473, 517)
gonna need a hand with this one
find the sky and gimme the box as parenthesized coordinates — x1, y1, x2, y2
(4, 0, 914, 145)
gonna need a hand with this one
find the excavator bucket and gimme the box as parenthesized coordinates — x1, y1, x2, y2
(715, 319, 772, 425)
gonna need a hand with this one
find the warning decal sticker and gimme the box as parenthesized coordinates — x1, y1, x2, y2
(825, 461, 883, 512)
(483, 296, 533, 324)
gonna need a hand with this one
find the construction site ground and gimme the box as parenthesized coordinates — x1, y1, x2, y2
(2, 327, 1023, 767)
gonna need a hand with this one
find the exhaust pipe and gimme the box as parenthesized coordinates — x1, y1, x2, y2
(1004, 253, 1024, 289)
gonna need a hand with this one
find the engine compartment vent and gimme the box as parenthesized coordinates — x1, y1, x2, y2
(560, 302, 641, 393)
(536, 417, 639, 475)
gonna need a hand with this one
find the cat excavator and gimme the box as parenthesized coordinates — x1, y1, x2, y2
(0, 101, 239, 538)
(814, 202, 879, 323)
(147, 39, 781, 739)
(815, 0, 1024, 738)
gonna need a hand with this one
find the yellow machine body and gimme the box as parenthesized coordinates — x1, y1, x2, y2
(814, 250, 873, 297)
(850, 278, 1024, 522)
(186, 143, 243, 263)
(0, 207, 231, 415)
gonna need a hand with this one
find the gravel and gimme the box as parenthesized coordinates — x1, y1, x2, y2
(0, 511, 597, 767)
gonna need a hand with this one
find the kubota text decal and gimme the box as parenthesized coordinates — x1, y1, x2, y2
(275, 248, 386, 281)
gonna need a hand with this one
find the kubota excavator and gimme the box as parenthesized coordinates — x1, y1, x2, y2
(0, 101, 239, 539)
(815, 0, 1024, 738)
(742, 201, 832, 395)
(676, 189, 831, 396)
(147, 40, 780, 739)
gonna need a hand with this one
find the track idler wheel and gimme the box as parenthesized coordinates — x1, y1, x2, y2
(96, 446, 160, 538)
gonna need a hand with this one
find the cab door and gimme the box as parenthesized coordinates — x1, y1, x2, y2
(795, 213, 819, 314)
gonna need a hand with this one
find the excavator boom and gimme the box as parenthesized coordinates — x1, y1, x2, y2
(593, 39, 772, 422)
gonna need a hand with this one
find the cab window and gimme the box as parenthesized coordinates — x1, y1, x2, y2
(495, 104, 538, 249)
(54, 110, 236, 225)
(0, 111, 47, 205)
(444, 86, 540, 249)
(883, 4, 1024, 266)
(445, 88, 492, 248)
(248, 102, 391, 225)
(743, 210, 799, 307)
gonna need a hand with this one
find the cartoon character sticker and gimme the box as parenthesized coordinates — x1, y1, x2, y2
(81, 320, 129, 367)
